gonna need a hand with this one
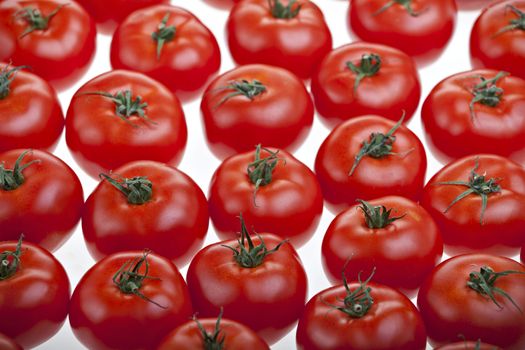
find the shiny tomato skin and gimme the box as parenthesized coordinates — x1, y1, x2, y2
(0, 240, 70, 349)
(82, 161, 209, 267)
(187, 234, 308, 345)
(157, 317, 270, 350)
(0, 63, 63, 152)
(208, 148, 323, 247)
(226, 0, 332, 79)
(421, 154, 525, 256)
(422, 69, 525, 164)
(0, 149, 84, 252)
(201, 64, 314, 159)
(417, 254, 525, 349)
(111, 5, 221, 101)
(435, 341, 502, 350)
(315, 116, 427, 213)
(322, 196, 443, 297)
(0, 0, 96, 91)
(69, 251, 193, 350)
(296, 282, 427, 350)
(349, 0, 457, 65)
(470, 1, 525, 80)
(65, 70, 187, 179)
(311, 42, 421, 129)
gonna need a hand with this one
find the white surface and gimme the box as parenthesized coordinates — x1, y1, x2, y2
(37, 1, 484, 349)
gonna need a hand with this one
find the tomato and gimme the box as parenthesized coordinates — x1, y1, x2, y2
(65, 70, 187, 179)
(435, 340, 502, 350)
(421, 154, 525, 256)
(0, 149, 83, 252)
(77, 0, 169, 34)
(0, 0, 96, 91)
(422, 69, 525, 164)
(111, 5, 221, 101)
(201, 64, 314, 159)
(204, 0, 240, 10)
(187, 217, 308, 345)
(226, 0, 332, 79)
(311, 42, 421, 128)
(315, 115, 426, 213)
(470, 1, 525, 81)
(82, 160, 209, 267)
(0, 237, 70, 349)
(349, 0, 456, 64)
(418, 254, 525, 349)
(296, 271, 427, 350)
(70, 250, 193, 350)
(0, 333, 21, 350)
(0, 63, 63, 152)
(208, 145, 323, 247)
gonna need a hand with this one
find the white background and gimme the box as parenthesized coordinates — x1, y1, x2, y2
(37, 0, 490, 349)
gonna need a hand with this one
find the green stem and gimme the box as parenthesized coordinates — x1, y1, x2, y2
(357, 200, 405, 229)
(373, 0, 424, 16)
(267, 0, 301, 19)
(493, 5, 525, 37)
(346, 54, 381, 94)
(0, 150, 40, 191)
(14, 4, 68, 38)
(151, 13, 176, 60)
(0, 235, 24, 280)
(468, 72, 508, 121)
(247, 144, 285, 206)
(211, 80, 266, 108)
(100, 174, 153, 205)
(193, 308, 226, 350)
(0, 64, 29, 99)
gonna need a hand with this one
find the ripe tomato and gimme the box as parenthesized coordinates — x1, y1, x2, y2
(422, 69, 525, 164)
(82, 160, 209, 267)
(0, 333, 21, 350)
(421, 154, 525, 256)
(65, 70, 187, 179)
(0, 0, 96, 90)
(201, 64, 314, 159)
(226, 0, 332, 79)
(296, 271, 427, 350)
(187, 217, 308, 345)
(0, 63, 63, 152)
(470, 1, 525, 80)
(311, 42, 421, 128)
(348, 0, 457, 64)
(0, 237, 70, 349)
(418, 254, 525, 349)
(0, 149, 83, 252)
(208, 145, 323, 247)
(70, 250, 193, 350)
(204, 0, 240, 10)
(322, 196, 443, 296)
(111, 5, 221, 101)
(315, 115, 426, 213)
(77, 0, 169, 34)
(435, 340, 502, 350)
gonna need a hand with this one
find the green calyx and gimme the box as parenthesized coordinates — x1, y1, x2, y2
(14, 4, 67, 38)
(268, 0, 301, 19)
(435, 158, 501, 225)
(112, 250, 166, 308)
(247, 144, 285, 206)
(222, 214, 287, 268)
(468, 71, 508, 121)
(0, 150, 40, 191)
(0, 64, 29, 99)
(212, 80, 266, 108)
(493, 5, 525, 37)
(373, 0, 423, 16)
(346, 54, 381, 94)
(467, 265, 525, 312)
(100, 174, 153, 205)
(193, 308, 226, 350)
(151, 13, 176, 60)
(357, 200, 405, 229)
(0, 235, 24, 280)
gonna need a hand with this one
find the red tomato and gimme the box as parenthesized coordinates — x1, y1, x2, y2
(322, 196, 443, 296)
(77, 0, 169, 34)
(522, 245, 525, 264)
(204, 0, 240, 10)
(296, 272, 427, 350)
(69, 250, 193, 350)
(65, 70, 187, 179)
(187, 218, 308, 345)
(315, 115, 426, 213)
(0, 333, 21, 350)
(226, 0, 332, 79)
(111, 5, 221, 101)
(422, 70, 525, 164)
(201, 64, 314, 159)
(0, 237, 70, 349)
(435, 340, 502, 350)
(208, 145, 323, 247)
(348, 0, 457, 64)
(457, 0, 492, 10)
(0, 149, 83, 251)
(0, 63, 63, 152)
(311, 42, 421, 128)
(470, 1, 525, 80)
(421, 154, 525, 256)
(417, 254, 525, 349)
(0, 0, 96, 90)
(82, 160, 209, 267)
